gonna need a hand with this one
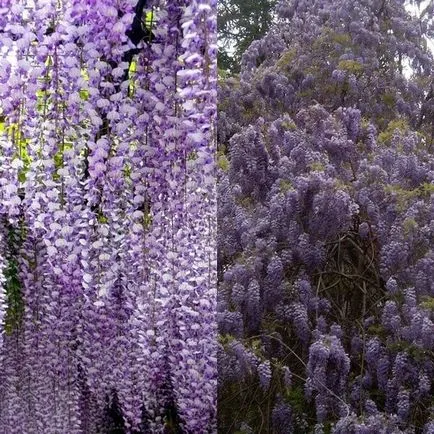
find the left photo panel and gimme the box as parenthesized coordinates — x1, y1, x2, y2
(0, 0, 217, 433)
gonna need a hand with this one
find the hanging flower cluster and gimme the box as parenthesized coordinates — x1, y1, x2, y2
(0, 0, 216, 432)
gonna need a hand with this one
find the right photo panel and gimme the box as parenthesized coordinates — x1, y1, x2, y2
(217, 0, 434, 432)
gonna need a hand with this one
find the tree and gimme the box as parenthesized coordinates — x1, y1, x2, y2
(218, 0, 434, 432)
(0, 0, 217, 432)
(218, 0, 276, 73)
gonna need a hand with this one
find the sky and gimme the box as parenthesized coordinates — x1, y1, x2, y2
(407, 0, 434, 52)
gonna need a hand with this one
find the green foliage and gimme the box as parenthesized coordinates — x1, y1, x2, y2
(4, 257, 24, 335)
(384, 182, 433, 212)
(386, 341, 431, 363)
(53, 141, 73, 181)
(381, 93, 396, 108)
(367, 323, 388, 340)
(0, 121, 32, 183)
(284, 385, 305, 413)
(144, 10, 154, 32)
(368, 388, 386, 411)
(162, 402, 182, 434)
(187, 150, 198, 161)
(280, 119, 297, 130)
(337, 59, 364, 74)
(4, 226, 25, 335)
(37, 89, 49, 111)
(275, 48, 298, 71)
(218, 0, 276, 73)
(219, 333, 236, 346)
(402, 217, 418, 235)
(123, 163, 132, 179)
(237, 196, 254, 209)
(420, 296, 434, 311)
(419, 182, 434, 196)
(218, 154, 230, 171)
(250, 338, 263, 356)
(127, 60, 138, 97)
(317, 27, 353, 48)
(97, 213, 109, 224)
(329, 32, 352, 46)
(79, 89, 89, 101)
(279, 179, 294, 193)
(143, 206, 153, 230)
(309, 161, 325, 172)
(218, 68, 231, 80)
(377, 118, 408, 144)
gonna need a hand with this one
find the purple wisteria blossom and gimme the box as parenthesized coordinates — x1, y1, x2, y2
(218, 0, 434, 431)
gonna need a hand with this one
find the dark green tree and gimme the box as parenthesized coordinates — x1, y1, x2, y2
(218, 0, 276, 73)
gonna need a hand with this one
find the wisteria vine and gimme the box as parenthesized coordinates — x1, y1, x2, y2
(0, 0, 216, 432)
(218, 0, 434, 432)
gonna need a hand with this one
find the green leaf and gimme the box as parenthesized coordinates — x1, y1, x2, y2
(144, 10, 154, 31)
(4, 226, 25, 335)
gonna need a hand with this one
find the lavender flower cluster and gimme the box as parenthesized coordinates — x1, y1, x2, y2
(218, 0, 434, 432)
(0, 0, 216, 432)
